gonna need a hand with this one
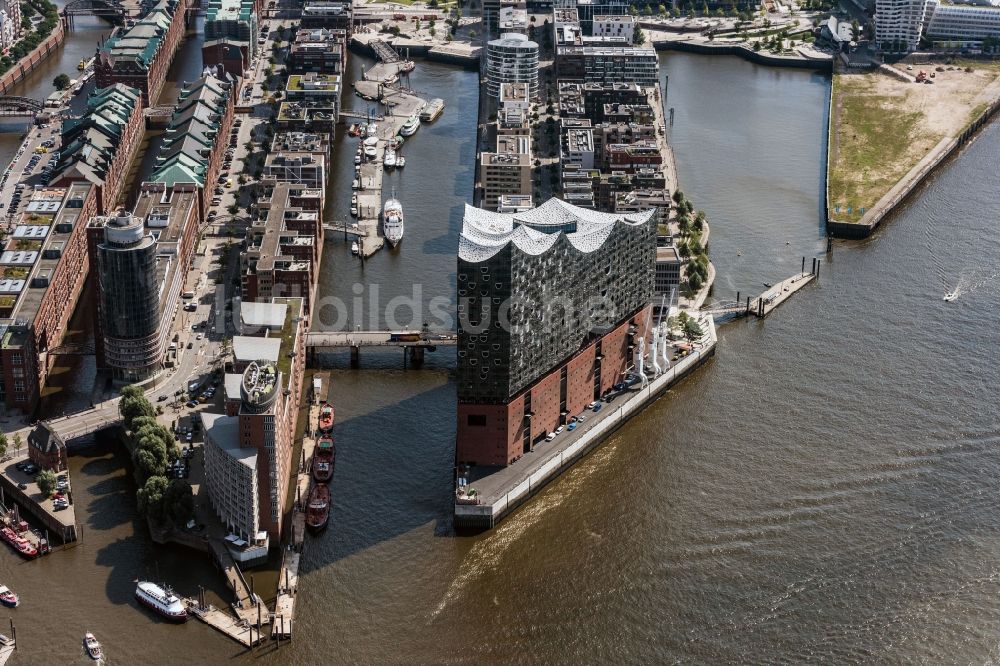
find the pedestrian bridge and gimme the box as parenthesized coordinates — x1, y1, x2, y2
(305, 331, 457, 348)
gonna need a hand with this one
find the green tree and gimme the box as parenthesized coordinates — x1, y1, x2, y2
(137, 475, 170, 522)
(53, 73, 70, 90)
(0, 433, 6, 459)
(683, 316, 704, 340)
(163, 479, 194, 524)
(120, 385, 154, 428)
(36, 469, 58, 498)
(672, 189, 685, 205)
(12, 433, 21, 457)
(634, 27, 646, 45)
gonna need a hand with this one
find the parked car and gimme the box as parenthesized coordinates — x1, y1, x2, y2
(545, 432, 556, 442)
(567, 422, 577, 432)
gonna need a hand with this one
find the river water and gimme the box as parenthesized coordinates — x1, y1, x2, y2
(4, 26, 1000, 663)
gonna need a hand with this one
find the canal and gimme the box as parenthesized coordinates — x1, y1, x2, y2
(2, 29, 1000, 663)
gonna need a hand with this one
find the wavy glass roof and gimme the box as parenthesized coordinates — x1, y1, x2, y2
(459, 197, 654, 263)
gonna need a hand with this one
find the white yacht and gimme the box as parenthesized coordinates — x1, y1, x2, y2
(366, 123, 378, 137)
(383, 195, 404, 247)
(399, 115, 419, 137)
(384, 148, 397, 168)
(396, 155, 406, 168)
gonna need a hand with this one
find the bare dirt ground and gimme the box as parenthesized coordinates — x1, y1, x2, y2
(828, 63, 1000, 222)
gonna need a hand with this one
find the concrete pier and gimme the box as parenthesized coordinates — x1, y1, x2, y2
(183, 598, 266, 648)
(455, 315, 718, 530)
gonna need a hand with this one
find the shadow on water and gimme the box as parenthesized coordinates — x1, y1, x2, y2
(298, 378, 456, 573)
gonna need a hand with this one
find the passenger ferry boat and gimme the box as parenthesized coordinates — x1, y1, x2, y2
(312, 436, 335, 483)
(399, 115, 420, 137)
(0, 584, 18, 608)
(383, 195, 404, 247)
(135, 581, 188, 623)
(305, 483, 330, 532)
(1, 526, 37, 559)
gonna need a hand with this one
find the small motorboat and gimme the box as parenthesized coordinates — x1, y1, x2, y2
(350, 206, 358, 217)
(348, 123, 359, 137)
(318, 402, 335, 432)
(366, 123, 378, 137)
(352, 179, 360, 190)
(351, 241, 359, 255)
(364, 145, 377, 159)
(396, 156, 406, 168)
(943, 292, 957, 302)
(77, 59, 87, 70)
(354, 153, 361, 165)
(84, 632, 103, 661)
(0, 585, 18, 608)
(384, 148, 396, 168)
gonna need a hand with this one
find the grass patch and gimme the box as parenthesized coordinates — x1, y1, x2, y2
(828, 74, 938, 223)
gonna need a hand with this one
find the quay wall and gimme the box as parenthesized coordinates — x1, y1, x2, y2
(0, 474, 77, 542)
(652, 39, 833, 71)
(455, 322, 717, 530)
(827, 94, 1000, 238)
(348, 37, 479, 69)
(0, 21, 66, 96)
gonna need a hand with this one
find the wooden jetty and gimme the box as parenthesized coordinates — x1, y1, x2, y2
(705, 258, 821, 320)
(183, 598, 267, 648)
(271, 372, 328, 641)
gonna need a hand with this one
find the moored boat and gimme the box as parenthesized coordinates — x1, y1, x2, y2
(384, 148, 396, 168)
(348, 123, 360, 137)
(1, 526, 37, 559)
(135, 581, 187, 622)
(305, 483, 331, 532)
(364, 145, 377, 159)
(366, 123, 378, 137)
(351, 241, 359, 255)
(312, 436, 335, 483)
(399, 115, 420, 137)
(0, 585, 18, 608)
(396, 155, 406, 168)
(84, 632, 103, 661)
(383, 195, 404, 248)
(318, 402, 334, 433)
(77, 59, 87, 70)
(420, 98, 444, 122)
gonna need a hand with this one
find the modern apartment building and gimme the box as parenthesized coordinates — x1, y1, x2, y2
(0, 184, 97, 413)
(203, 0, 259, 75)
(51, 84, 144, 214)
(924, 0, 1000, 41)
(0, 0, 21, 51)
(263, 152, 327, 189)
(204, 297, 306, 541)
(300, 0, 354, 32)
(289, 27, 347, 73)
(242, 183, 324, 317)
(592, 14, 635, 42)
(480, 141, 533, 211)
(285, 73, 342, 104)
(486, 33, 540, 100)
(455, 198, 656, 466)
(875, 0, 932, 49)
(95, 0, 189, 104)
(87, 184, 200, 384)
(149, 74, 236, 220)
(555, 45, 658, 86)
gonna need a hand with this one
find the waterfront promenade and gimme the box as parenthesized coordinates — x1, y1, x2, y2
(457, 315, 717, 529)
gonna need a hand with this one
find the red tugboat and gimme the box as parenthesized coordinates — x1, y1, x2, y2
(317, 402, 334, 433)
(1, 526, 37, 559)
(305, 483, 330, 532)
(312, 436, 335, 483)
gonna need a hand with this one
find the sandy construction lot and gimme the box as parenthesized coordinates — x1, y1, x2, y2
(828, 63, 1000, 222)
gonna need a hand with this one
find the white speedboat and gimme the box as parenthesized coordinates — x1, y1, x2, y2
(384, 148, 396, 168)
(363, 136, 378, 147)
(396, 155, 406, 168)
(364, 145, 377, 159)
(351, 241, 359, 255)
(383, 195, 404, 247)
(399, 115, 419, 137)
(943, 292, 957, 302)
(350, 205, 358, 216)
(366, 123, 378, 137)
(354, 153, 361, 165)
(135, 581, 187, 623)
(84, 632, 103, 661)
